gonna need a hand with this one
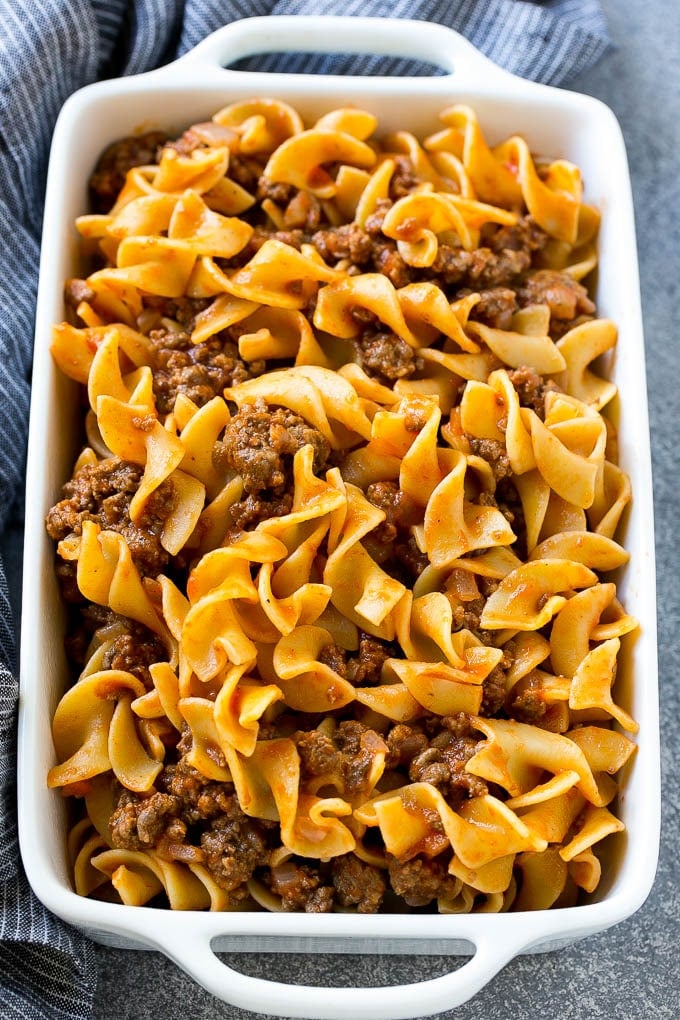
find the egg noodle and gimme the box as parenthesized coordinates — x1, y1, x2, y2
(45, 99, 637, 914)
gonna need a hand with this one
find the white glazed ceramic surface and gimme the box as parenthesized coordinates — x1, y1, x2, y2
(18, 17, 660, 1020)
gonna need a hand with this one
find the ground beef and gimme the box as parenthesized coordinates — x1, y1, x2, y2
(394, 536, 430, 582)
(389, 156, 419, 200)
(228, 154, 264, 191)
(313, 223, 373, 265)
(111, 783, 195, 862)
(386, 715, 488, 809)
(156, 760, 233, 822)
(61, 603, 115, 660)
(346, 633, 395, 686)
(359, 469, 427, 583)
(313, 210, 542, 300)
(239, 227, 306, 262)
(256, 177, 296, 206)
(385, 723, 428, 766)
(495, 476, 526, 553)
(312, 224, 412, 287)
(450, 597, 487, 641)
(331, 854, 386, 913)
(200, 810, 271, 892)
(363, 200, 391, 236)
(316, 633, 396, 686)
(371, 239, 413, 288)
(221, 399, 330, 494)
(506, 672, 549, 724)
(52, 561, 82, 605)
(387, 856, 460, 908)
(293, 730, 342, 778)
(442, 216, 547, 301)
(364, 480, 423, 570)
(46, 459, 171, 578)
(143, 296, 212, 330)
(227, 491, 294, 534)
(468, 287, 518, 330)
(267, 860, 334, 912)
(480, 663, 508, 716)
(110, 760, 272, 893)
(467, 437, 513, 483)
(517, 269, 595, 324)
(337, 722, 389, 794)
(214, 225, 307, 273)
(318, 641, 348, 677)
(148, 328, 258, 415)
(507, 365, 560, 418)
(429, 244, 531, 291)
(89, 131, 168, 213)
(101, 626, 168, 686)
(293, 721, 388, 797)
(484, 216, 548, 256)
(354, 330, 422, 383)
(366, 481, 421, 541)
(109, 789, 171, 851)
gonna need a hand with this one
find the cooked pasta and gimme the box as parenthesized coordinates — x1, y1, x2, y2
(46, 98, 637, 915)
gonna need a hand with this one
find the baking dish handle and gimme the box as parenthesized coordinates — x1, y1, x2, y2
(152, 926, 534, 1019)
(169, 15, 515, 84)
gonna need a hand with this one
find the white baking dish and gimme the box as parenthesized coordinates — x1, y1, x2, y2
(18, 16, 660, 1019)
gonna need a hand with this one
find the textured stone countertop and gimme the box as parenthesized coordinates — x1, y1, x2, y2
(93, 2, 678, 1017)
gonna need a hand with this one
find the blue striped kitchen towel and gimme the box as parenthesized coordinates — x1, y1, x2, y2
(0, 1, 612, 1016)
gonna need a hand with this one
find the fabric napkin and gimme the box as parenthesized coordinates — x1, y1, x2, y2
(0, 1, 612, 1016)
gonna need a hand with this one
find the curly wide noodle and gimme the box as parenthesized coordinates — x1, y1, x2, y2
(48, 98, 637, 916)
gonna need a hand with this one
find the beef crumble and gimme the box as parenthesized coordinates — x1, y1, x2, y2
(267, 860, 334, 912)
(101, 627, 168, 687)
(110, 759, 273, 894)
(318, 632, 398, 686)
(483, 216, 548, 256)
(467, 437, 513, 484)
(507, 365, 560, 418)
(468, 286, 518, 330)
(517, 269, 595, 326)
(263, 853, 387, 914)
(46, 458, 172, 579)
(227, 491, 294, 534)
(366, 481, 421, 541)
(293, 720, 388, 797)
(506, 671, 550, 724)
(220, 399, 330, 494)
(428, 244, 531, 292)
(312, 223, 413, 288)
(62, 605, 165, 683)
(200, 811, 271, 893)
(313, 223, 374, 265)
(387, 855, 460, 908)
(353, 330, 423, 384)
(386, 714, 488, 810)
(346, 633, 395, 686)
(361, 481, 429, 584)
(148, 328, 260, 416)
(332, 853, 386, 912)
(89, 131, 168, 213)
(389, 156, 420, 199)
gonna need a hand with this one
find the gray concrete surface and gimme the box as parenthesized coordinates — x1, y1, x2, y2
(92, 2, 679, 1016)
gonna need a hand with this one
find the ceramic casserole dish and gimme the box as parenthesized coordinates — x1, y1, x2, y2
(18, 16, 660, 1019)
